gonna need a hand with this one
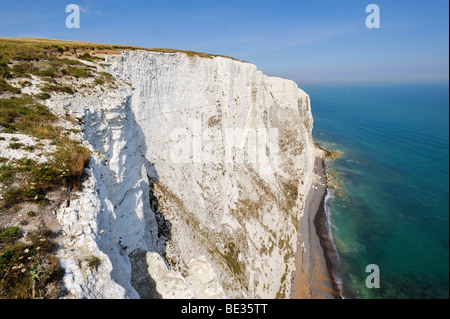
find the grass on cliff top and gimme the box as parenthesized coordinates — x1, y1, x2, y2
(0, 37, 245, 64)
(0, 38, 96, 299)
(0, 37, 118, 94)
(0, 94, 57, 137)
(0, 95, 90, 208)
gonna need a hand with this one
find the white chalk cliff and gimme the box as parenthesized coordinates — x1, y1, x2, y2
(49, 50, 315, 299)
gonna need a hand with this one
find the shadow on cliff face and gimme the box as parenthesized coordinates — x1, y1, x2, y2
(83, 94, 172, 299)
(128, 177, 173, 299)
(129, 248, 163, 299)
(149, 177, 172, 242)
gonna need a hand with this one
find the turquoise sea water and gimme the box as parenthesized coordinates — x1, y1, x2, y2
(301, 82, 449, 299)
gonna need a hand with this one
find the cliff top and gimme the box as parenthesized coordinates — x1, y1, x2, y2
(0, 37, 245, 63)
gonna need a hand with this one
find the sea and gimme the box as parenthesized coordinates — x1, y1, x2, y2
(300, 82, 449, 299)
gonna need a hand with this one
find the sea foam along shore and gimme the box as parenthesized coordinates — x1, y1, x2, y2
(291, 146, 343, 299)
(313, 158, 344, 299)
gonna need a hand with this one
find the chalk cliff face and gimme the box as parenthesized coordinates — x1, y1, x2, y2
(51, 50, 315, 298)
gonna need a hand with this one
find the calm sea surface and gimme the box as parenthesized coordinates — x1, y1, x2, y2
(301, 82, 449, 299)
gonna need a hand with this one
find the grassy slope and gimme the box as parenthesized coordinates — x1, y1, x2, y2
(0, 38, 106, 299)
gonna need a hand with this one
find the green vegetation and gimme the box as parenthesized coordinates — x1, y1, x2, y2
(77, 53, 103, 63)
(0, 79, 21, 94)
(280, 273, 286, 284)
(275, 264, 290, 299)
(280, 264, 288, 284)
(0, 95, 90, 210)
(0, 38, 115, 96)
(78, 53, 94, 62)
(0, 141, 90, 208)
(41, 84, 75, 95)
(0, 226, 22, 244)
(51, 44, 65, 53)
(0, 95, 57, 135)
(7, 142, 24, 150)
(94, 72, 116, 86)
(36, 92, 51, 100)
(23, 145, 36, 152)
(61, 65, 92, 79)
(0, 227, 63, 299)
(0, 163, 13, 182)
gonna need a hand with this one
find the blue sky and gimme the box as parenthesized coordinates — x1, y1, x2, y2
(0, 0, 448, 84)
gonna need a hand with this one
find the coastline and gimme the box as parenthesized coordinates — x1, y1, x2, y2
(291, 155, 342, 299)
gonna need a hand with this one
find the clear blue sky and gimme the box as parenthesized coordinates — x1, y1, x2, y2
(0, 0, 448, 84)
